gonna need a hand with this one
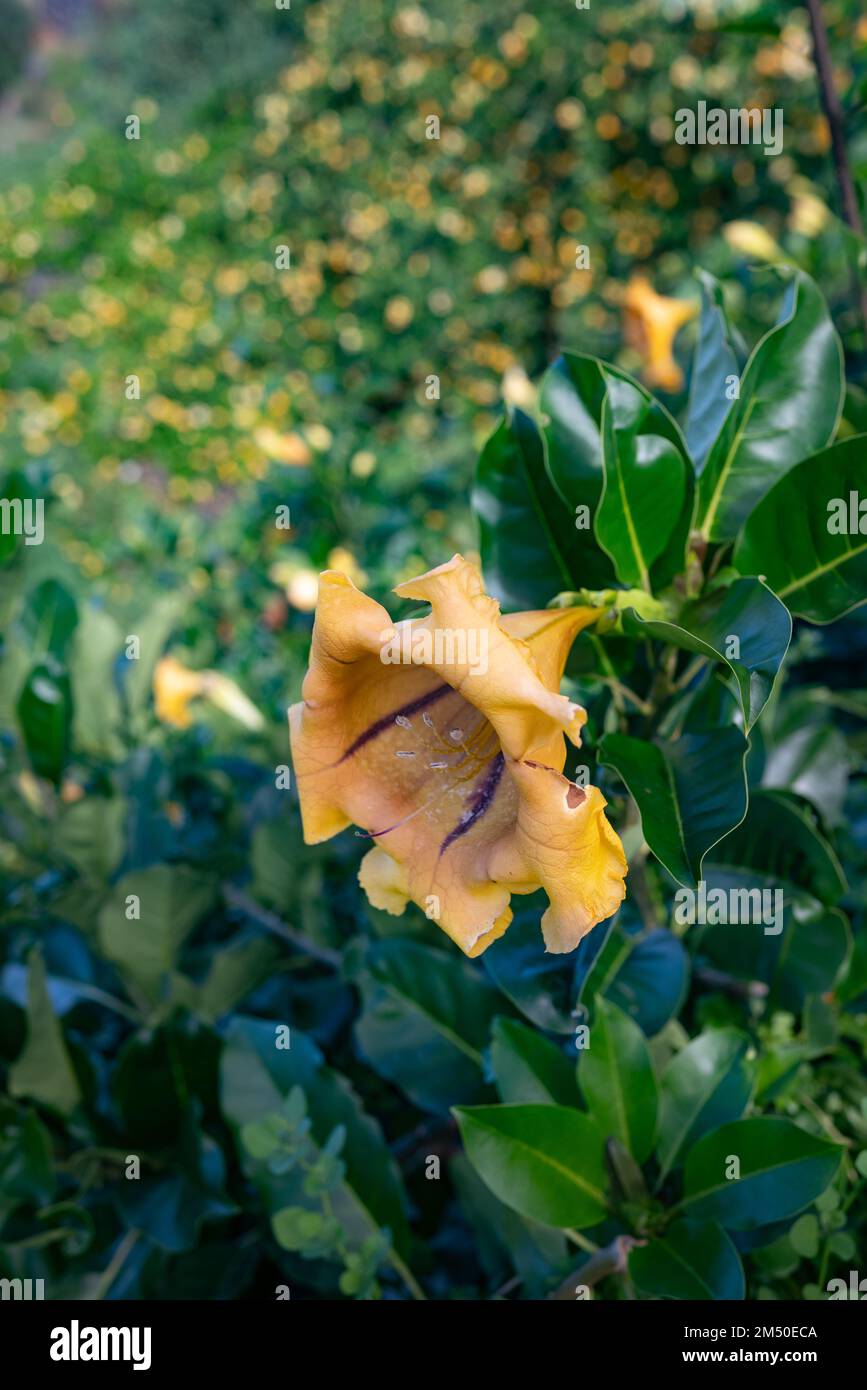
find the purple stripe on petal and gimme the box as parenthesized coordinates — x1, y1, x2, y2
(338, 683, 451, 763)
(439, 753, 505, 855)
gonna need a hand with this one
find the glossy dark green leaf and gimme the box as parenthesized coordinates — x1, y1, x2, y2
(596, 372, 687, 588)
(540, 353, 691, 591)
(685, 271, 745, 471)
(356, 938, 504, 1113)
(765, 904, 851, 1012)
(490, 1016, 577, 1106)
(472, 408, 578, 609)
(0, 469, 39, 565)
(8, 949, 81, 1117)
(761, 698, 849, 825)
(22, 578, 78, 659)
(117, 1175, 235, 1253)
(733, 436, 867, 622)
(114, 1020, 221, 1149)
(680, 1117, 843, 1229)
(708, 790, 846, 906)
(693, 873, 851, 1013)
(0, 1106, 57, 1215)
(451, 1154, 569, 1297)
(656, 1029, 754, 1180)
(620, 577, 791, 731)
(695, 271, 844, 541)
(484, 900, 578, 1034)
(577, 923, 690, 1036)
(630, 1219, 745, 1299)
(598, 727, 749, 886)
(16, 655, 72, 785)
(221, 1019, 410, 1256)
(538, 354, 616, 589)
(578, 997, 657, 1162)
(454, 1103, 608, 1228)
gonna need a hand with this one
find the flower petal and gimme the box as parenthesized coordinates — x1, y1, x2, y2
(488, 760, 627, 953)
(394, 555, 585, 758)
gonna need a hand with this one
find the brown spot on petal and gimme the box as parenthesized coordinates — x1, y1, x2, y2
(566, 783, 587, 809)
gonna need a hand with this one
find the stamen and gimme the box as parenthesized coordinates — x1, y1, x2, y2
(395, 715, 412, 729)
(395, 750, 416, 758)
(422, 712, 435, 729)
(428, 760, 449, 770)
(449, 728, 464, 741)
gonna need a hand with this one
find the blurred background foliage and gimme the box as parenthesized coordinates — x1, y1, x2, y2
(0, 0, 866, 1300)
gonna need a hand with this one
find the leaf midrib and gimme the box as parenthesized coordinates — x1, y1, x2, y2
(777, 538, 867, 598)
(683, 1150, 831, 1207)
(470, 1117, 607, 1207)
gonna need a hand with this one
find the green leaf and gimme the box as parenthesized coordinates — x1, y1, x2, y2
(0, 1106, 57, 1217)
(761, 700, 849, 824)
(630, 1219, 745, 1299)
(70, 605, 125, 760)
(472, 408, 578, 609)
(484, 900, 578, 1034)
(193, 937, 282, 1023)
(578, 997, 657, 1162)
(450, 1153, 569, 1297)
(8, 949, 81, 1117)
(538, 354, 616, 589)
(789, 1212, 820, 1259)
(621, 577, 791, 731)
(765, 905, 851, 1013)
(16, 655, 73, 785)
(98, 864, 217, 1002)
(685, 271, 745, 471)
(598, 727, 749, 886)
(680, 1117, 843, 1230)
(221, 1019, 410, 1256)
(490, 1017, 577, 1106)
(117, 1174, 235, 1253)
(123, 592, 186, 724)
(707, 790, 847, 907)
(695, 271, 844, 541)
(656, 1029, 754, 1180)
(578, 924, 690, 1036)
(695, 883, 851, 1014)
(733, 436, 867, 623)
(56, 796, 126, 883)
(22, 578, 78, 659)
(356, 938, 504, 1113)
(0, 468, 37, 565)
(454, 1103, 608, 1229)
(596, 372, 687, 589)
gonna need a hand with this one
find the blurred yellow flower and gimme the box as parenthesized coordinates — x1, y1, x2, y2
(723, 220, 786, 264)
(623, 276, 697, 392)
(154, 656, 264, 731)
(154, 656, 204, 728)
(254, 426, 311, 466)
(789, 189, 830, 239)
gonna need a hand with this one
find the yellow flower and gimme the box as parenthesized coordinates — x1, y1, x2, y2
(154, 656, 264, 731)
(289, 555, 627, 958)
(623, 275, 697, 392)
(154, 656, 205, 728)
(723, 220, 785, 264)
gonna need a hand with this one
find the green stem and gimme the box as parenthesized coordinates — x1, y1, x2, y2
(387, 1247, 427, 1300)
(93, 1229, 140, 1300)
